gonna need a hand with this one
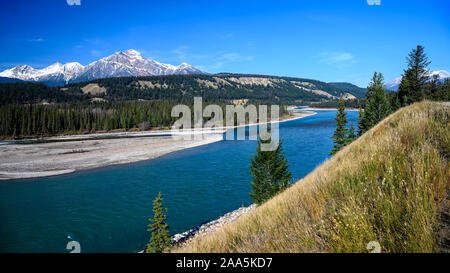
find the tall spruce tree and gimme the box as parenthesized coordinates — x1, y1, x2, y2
(366, 84, 391, 126)
(346, 123, 357, 145)
(330, 98, 348, 156)
(358, 73, 384, 134)
(365, 72, 385, 101)
(438, 78, 450, 101)
(427, 74, 440, 100)
(249, 137, 292, 205)
(357, 105, 366, 136)
(388, 91, 401, 112)
(358, 72, 391, 135)
(397, 45, 431, 104)
(146, 192, 171, 253)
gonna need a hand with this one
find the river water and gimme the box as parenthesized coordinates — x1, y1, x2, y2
(0, 110, 358, 252)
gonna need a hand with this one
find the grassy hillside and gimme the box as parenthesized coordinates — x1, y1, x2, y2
(174, 101, 449, 253)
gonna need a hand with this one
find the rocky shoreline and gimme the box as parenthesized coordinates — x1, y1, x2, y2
(172, 204, 257, 247)
(140, 204, 256, 252)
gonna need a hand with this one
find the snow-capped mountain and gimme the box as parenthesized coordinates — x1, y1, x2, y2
(0, 49, 205, 85)
(386, 70, 450, 91)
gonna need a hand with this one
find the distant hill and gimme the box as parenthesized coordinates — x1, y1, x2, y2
(327, 82, 367, 98)
(0, 74, 366, 105)
(174, 101, 449, 253)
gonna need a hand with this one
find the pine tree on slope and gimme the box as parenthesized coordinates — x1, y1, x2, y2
(397, 45, 431, 104)
(249, 138, 292, 205)
(146, 192, 171, 253)
(330, 98, 348, 156)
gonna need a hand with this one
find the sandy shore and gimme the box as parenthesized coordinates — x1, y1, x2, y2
(0, 134, 223, 181)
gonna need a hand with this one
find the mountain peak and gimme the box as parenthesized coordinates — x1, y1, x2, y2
(124, 49, 141, 55)
(0, 49, 206, 85)
(178, 62, 191, 67)
(16, 64, 34, 70)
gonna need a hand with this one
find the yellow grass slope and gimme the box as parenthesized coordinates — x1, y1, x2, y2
(174, 101, 449, 253)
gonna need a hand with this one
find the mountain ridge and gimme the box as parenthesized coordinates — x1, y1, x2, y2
(0, 49, 205, 86)
(0, 73, 367, 106)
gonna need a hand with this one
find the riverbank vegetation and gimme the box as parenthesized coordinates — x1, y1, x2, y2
(309, 99, 361, 109)
(173, 101, 449, 253)
(0, 101, 289, 139)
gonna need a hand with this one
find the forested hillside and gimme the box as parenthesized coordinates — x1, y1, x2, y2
(0, 74, 366, 106)
(0, 73, 366, 138)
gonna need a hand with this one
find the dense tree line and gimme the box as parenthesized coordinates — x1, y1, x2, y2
(309, 99, 361, 109)
(1, 73, 367, 106)
(0, 101, 178, 138)
(0, 100, 289, 138)
(0, 82, 86, 105)
(64, 74, 337, 104)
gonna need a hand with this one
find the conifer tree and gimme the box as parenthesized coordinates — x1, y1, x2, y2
(146, 192, 171, 253)
(438, 78, 450, 101)
(357, 105, 365, 136)
(398, 45, 430, 104)
(358, 72, 391, 135)
(358, 103, 372, 135)
(366, 85, 391, 126)
(358, 73, 383, 135)
(330, 98, 348, 156)
(249, 137, 292, 205)
(365, 72, 384, 101)
(346, 123, 357, 145)
(427, 74, 440, 100)
(389, 91, 401, 112)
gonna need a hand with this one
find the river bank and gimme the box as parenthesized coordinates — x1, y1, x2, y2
(139, 204, 256, 252)
(0, 134, 223, 181)
(0, 111, 314, 181)
(0, 110, 313, 143)
(171, 204, 257, 246)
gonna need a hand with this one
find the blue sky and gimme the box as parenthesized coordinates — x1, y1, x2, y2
(0, 0, 449, 86)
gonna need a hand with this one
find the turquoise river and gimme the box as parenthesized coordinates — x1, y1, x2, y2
(0, 110, 358, 252)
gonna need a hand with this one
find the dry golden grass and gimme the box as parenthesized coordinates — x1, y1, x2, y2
(173, 101, 450, 253)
